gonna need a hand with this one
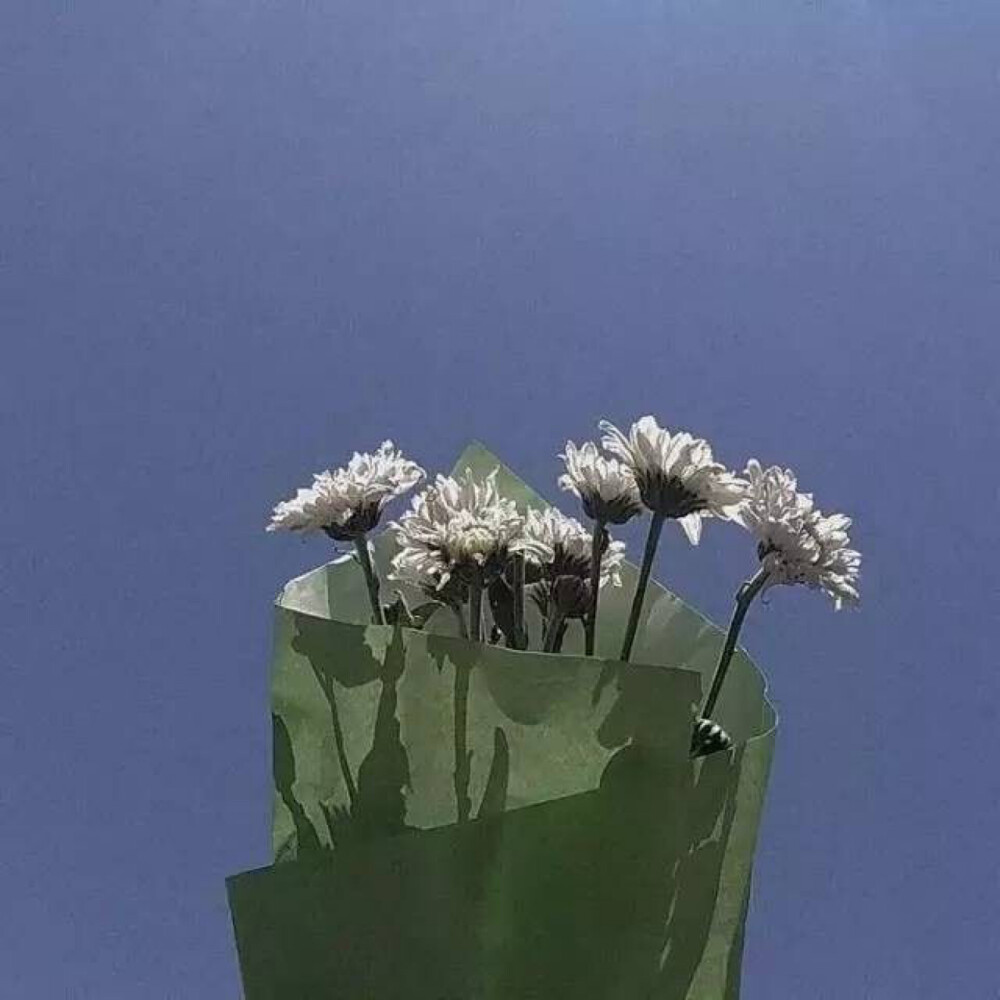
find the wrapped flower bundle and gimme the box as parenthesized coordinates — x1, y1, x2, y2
(228, 423, 860, 999)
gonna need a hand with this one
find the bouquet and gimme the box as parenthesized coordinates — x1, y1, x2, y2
(227, 419, 860, 999)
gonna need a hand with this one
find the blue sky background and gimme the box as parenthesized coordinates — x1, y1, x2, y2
(2, 1, 998, 996)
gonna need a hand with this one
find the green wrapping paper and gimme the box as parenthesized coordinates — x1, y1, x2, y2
(228, 444, 777, 999)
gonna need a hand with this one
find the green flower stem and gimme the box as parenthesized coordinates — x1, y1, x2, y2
(510, 553, 526, 648)
(553, 618, 570, 654)
(452, 604, 469, 639)
(468, 583, 484, 643)
(618, 511, 666, 662)
(584, 519, 607, 656)
(700, 567, 771, 720)
(543, 603, 568, 653)
(353, 536, 385, 625)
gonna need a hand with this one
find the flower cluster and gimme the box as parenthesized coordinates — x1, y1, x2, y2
(554, 415, 860, 753)
(268, 418, 861, 755)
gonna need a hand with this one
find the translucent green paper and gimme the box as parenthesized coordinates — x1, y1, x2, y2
(227, 444, 777, 999)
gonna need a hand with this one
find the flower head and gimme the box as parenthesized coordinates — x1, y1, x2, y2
(738, 459, 861, 609)
(388, 544, 469, 608)
(391, 468, 534, 589)
(599, 416, 746, 543)
(522, 506, 624, 586)
(558, 440, 642, 525)
(268, 441, 424, 540)
(521, 506, 625, 619)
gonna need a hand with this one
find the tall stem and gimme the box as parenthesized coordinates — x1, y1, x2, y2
(701, 567, 770, 720)
(468, 583, 483, 643)
(553, 618, 570, 654)
(585, 520, 607, 656)
(451, 604, 469, 639)
(619, 512, 665, 663)
(353, 536, 385, 625)
(510, 553, 526, 649)
(543, 604, 567, 653)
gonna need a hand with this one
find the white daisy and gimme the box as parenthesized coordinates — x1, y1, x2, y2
(388, 545, 469, 608)
(267, 440, 424, 540)
(558, 440, 642, 525)
(599, 416, 745, 543)
(520, 507, 625, 625)
(391, 468, 536, 589)
(521, 506, 625, 589)
(738, 459, 861, 609)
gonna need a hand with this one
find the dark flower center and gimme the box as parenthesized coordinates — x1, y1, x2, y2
(637, 472, 704, 517)
(323, 501, 382, 541)
(583, 492, 641, 525)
